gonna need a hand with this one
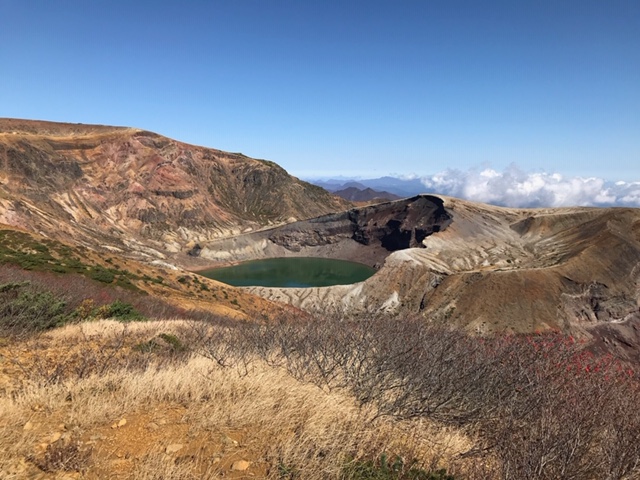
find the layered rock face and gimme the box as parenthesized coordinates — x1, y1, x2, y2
(0, 118, 350, 260)
(193, 195, 451, 267)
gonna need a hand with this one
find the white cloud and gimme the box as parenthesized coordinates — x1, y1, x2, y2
(419, 165, 640, 208)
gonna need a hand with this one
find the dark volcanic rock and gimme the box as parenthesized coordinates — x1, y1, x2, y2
(266, 195, 451, 258)
(198, 195, 452, 268)
(348, 195, 451, 250)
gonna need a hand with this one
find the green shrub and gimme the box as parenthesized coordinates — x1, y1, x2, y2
(96, 300, 144, 321)
(32, 243, 49, 253)
(277, 462, 299, 478)
(0, 282, 71, 334)
(158, 333, 186, 352)
(0, 281, 27, 293)
(89, 267, 115, 284)
(133, 339, 160, 353)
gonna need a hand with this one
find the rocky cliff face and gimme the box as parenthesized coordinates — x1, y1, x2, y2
(0, 118, 350, 260)
(193, 195, 451, 268)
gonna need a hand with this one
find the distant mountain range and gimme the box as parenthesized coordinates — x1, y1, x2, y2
(311, 177, 427, 199)
(308, 171, 640, 208)
(332, 185, 401, 203)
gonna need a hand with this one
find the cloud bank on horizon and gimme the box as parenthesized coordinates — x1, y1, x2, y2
(417, 166, 640, 208)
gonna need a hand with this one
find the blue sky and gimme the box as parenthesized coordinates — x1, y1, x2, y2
(2, 0, 639, 182)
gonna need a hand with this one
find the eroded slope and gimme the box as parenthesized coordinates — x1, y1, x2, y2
(0, 118, 350, 263)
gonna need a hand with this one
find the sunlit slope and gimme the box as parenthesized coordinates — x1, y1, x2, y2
(0, 118, 350, 266)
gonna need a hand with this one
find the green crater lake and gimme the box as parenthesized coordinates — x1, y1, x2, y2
(199, 257, 376, 288)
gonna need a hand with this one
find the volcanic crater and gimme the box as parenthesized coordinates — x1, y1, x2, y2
(191, 194, 452, 269)
(4, 119, 640, 359)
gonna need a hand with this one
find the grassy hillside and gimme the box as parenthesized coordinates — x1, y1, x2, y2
(2, 310, 640, 479)
(0, 225, 293, 330)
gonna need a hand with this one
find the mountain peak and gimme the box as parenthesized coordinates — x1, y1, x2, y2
(0, 118, 350, 264)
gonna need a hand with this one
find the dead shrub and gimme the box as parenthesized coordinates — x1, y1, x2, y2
(32, 437, 92, 473)
(194, 314, 640, 479)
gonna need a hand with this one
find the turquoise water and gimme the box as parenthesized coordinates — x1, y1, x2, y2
(199, 257, 376, 288)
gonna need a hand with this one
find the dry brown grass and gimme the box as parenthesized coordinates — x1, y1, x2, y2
(0, 320, 470, 479)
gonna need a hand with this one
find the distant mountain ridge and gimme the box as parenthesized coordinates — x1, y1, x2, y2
(310, 176, 427, 198)
(333, 186, 401, 203)
(308, 172, 640, 209)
